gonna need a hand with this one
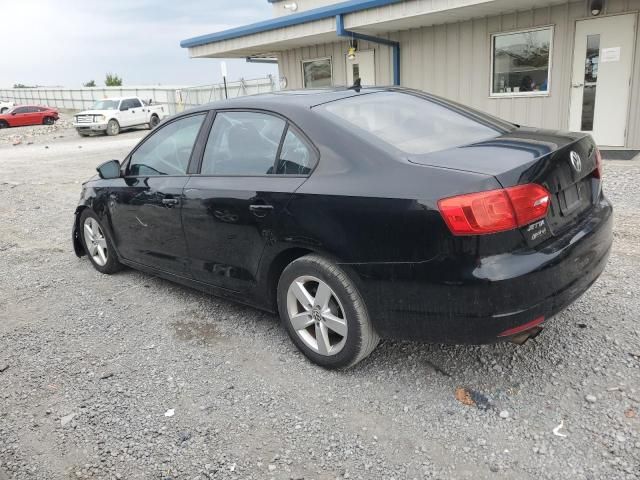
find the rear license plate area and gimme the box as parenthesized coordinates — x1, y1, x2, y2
(559, 179, 592, 216)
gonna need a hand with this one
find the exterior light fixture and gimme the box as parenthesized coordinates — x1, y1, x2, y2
(283, 2, 298, 11)
(347, 38, 358, 61)
(590, 0, 603, 15)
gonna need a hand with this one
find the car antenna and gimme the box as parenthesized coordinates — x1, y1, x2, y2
(348, 78, 362, 92)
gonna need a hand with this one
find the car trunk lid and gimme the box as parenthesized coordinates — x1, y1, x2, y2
(409, 127, 600, 242)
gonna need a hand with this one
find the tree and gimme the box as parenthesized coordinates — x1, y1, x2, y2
(105, 73, 123, 87)
(83, 80, 96, 87)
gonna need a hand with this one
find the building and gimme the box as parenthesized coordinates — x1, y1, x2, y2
(180, 0, 640, 150)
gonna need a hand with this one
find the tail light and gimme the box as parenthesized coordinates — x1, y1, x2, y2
(438, 184, 550, 236)
(593, 147, 603, 179)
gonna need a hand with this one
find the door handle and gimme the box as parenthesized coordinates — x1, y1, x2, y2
(571, 83, 584, 88)
(162, 198, 179, 207)
(249, 204, 274, 217)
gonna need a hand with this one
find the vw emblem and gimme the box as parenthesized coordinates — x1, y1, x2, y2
(570, 151, 582, 172)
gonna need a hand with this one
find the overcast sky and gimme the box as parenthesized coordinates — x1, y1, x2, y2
(1, 0, 278, 88)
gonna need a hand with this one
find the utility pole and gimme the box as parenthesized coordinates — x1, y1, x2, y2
(221, 61, 228, 99)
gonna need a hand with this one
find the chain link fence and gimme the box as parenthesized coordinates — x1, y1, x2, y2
(0, 76, 278, 115)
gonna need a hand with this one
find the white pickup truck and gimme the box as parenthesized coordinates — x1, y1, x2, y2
(73, 97, 168, 136)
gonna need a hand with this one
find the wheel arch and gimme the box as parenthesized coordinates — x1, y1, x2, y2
(72, 205, 89, 257)
(264, 247, 315, 311)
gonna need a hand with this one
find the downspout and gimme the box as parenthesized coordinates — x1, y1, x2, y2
(336, 14, 400, 86)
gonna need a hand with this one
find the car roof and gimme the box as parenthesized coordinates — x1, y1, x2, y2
(193, 86, 402, 111)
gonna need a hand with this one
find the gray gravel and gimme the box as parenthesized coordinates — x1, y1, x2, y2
(0, 124, 639, 479)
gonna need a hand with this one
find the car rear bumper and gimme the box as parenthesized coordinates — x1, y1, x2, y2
(348, 196, 613, 344)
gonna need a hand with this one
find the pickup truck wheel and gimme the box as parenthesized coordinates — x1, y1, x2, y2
(0, 107, 7, 114)
(43, 116, 55, 125)
(149, 114, 160, 129)
(106, 119, 120, 136)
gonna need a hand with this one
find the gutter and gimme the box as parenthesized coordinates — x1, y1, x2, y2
(180, 0, 404, 48)
(336, 14, 400, 86)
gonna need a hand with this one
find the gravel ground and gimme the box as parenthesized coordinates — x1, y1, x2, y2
(0, 120, 639, 480)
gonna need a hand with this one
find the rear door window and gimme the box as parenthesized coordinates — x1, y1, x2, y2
(201, 111, 286, 175)
(317, 91, 504, 155)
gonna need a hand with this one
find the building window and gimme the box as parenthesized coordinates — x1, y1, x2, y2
(491, 27, 553, 96)
(302, 57, 332, 88)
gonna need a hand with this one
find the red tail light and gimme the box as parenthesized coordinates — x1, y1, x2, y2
(438, 184, 550, 236)
(593, 147, 603, 179)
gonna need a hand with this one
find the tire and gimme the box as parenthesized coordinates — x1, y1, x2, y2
(43, 116, 55, 125)
(79, 209, 122, 274)
(149, 114, 160, 129)
(0, 120, 8, 129)
(0, 107, 7, 114)
(105, 119, 120, 136)
(277, 254, 379, 369)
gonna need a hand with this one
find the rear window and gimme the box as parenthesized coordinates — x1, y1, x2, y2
(317, 92, 503, 155)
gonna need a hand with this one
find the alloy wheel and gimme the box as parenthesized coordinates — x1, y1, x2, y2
(83, 217, 108, 266)
(286, 275, 348, 356)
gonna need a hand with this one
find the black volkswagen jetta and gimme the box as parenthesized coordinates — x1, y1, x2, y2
(72, 87, 613, 368)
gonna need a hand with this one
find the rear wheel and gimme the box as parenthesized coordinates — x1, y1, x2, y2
(43, 116, 55, 125)
(277, 254, 379, 369)
(149, 114, 160, 129)
(106, 119, 120, 136)
(79, 209, 122, 274)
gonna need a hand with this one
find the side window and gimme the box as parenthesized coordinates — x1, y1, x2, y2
(129, 98, 142, 108)
(13, 107, 27, 114)
(128, 114, 205, 176)
(276, 128, 314, 175)
(201, 111, 286, 175)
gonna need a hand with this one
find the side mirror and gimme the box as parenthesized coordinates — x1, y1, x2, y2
(97, 160, 121, 179)
(11, 112, 16, 115)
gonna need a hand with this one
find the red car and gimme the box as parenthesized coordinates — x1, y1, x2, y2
(0, 105, 59, 128)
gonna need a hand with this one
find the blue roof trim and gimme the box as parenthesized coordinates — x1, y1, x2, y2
(180, 0, 404, 48)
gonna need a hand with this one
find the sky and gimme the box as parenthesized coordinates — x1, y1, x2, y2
(0, 0, 279, 88)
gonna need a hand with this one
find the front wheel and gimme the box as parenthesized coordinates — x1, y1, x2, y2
(277, 254, 379, 369)
(105, 119, 120, 136)
(0, 120, 8, 129)
(79, 209, 122, 274)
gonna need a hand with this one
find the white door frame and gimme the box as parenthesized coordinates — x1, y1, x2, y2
(568, 11, 638, 147)
(345, 49, 376, 86)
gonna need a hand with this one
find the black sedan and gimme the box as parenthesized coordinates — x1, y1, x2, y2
(72, 87, 613, 368)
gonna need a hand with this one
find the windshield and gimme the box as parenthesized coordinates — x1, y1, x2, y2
(90, 100, 119, 110)
(317, 92, 505, 155)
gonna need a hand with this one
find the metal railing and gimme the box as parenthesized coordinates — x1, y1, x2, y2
(0, 76, 278, 115)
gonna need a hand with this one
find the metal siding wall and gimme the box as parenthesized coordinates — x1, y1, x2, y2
(277, 0, 640, 147)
